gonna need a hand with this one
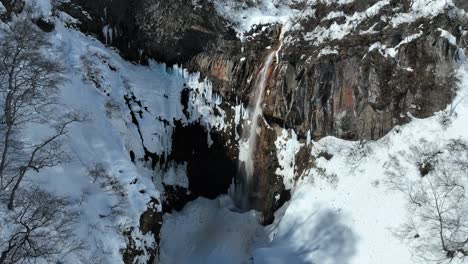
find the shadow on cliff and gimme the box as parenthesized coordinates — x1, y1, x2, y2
(170, 121, 237, 198)
(255, 208, 357, 264)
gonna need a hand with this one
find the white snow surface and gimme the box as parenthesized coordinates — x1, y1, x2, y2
(211, 0, 458, 51)
(252, 57, 468, 264)
(210, 0, 297, 34)
(160, 196, 267, 264)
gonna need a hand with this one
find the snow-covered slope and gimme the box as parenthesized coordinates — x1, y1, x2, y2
(0, 5, 226, 262)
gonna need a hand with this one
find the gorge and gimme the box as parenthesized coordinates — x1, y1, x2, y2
(1, 0, 468, 264)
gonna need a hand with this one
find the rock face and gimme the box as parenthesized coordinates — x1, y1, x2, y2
(15, 0, 468, 142)
(59, 0, 236, 64)
(192, 7, 465, 141)
(62, 0, 465, 140)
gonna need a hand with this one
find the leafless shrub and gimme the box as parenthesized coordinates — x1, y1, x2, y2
(105, 99, 121, 118)
(0, 17, 64, 190)
(0, 187, 83, 264)
(86, 163, 126, 218)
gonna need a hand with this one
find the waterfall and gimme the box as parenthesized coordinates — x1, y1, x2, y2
(231, 51, 276, 210)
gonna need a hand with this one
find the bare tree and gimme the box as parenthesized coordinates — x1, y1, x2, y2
(0, 187, 83, 264)
(6, 114, 82, 210)
(0, 17, 64, 189)
(0, 17, 84, 210)
(386, 139, 468, 263)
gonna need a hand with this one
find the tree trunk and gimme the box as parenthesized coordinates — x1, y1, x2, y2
(0, 122, 13, 189)
(0, 250, 9, 264)
(0, 243, 14, 264)
(0, 66, 17, 189)
(7, 168, 25, 210)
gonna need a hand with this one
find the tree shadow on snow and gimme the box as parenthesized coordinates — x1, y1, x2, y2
(254, 209, 357, 264)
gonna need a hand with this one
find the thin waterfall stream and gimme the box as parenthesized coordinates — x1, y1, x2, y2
(231, 51, 277, 210)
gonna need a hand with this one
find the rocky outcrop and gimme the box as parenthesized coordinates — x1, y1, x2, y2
(58, 0, 236, 64)
(0, 0, 24, 20)
(251, 122, 291, 224)
(17, 0, 468, 143)
(192, 10, 465, 141)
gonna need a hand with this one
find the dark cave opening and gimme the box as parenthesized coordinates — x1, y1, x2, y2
(170, 121, 237, 200)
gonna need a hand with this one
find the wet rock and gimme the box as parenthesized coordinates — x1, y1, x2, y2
(121, 227, 145, 264)
(192, 13, 463, 141)
(252, 122, 288, 225)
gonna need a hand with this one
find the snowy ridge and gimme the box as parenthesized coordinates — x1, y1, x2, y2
(303, 0, 390, 45)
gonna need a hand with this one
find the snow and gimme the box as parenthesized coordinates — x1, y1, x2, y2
(303, 0, 390, 45)
(210, 0, 297, 34)
(160, 196, 267, 264)
(0, 8, 229, 262)
(369, 31, 423, 58)
(161, 163, 189, 188)
(438, 28, 457, 45)
(25, 0, 52, 18)
(0, 2, 6, 14)
(318, 47, 339, 57)
(275, 129, 302, 190)
(391, 0, 454, 27)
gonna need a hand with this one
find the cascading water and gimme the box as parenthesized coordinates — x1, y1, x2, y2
(230, 51, 277, 210)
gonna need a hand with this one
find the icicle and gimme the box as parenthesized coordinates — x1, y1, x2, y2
(102, 25, 109, 44)
(108, 27, 113, 44)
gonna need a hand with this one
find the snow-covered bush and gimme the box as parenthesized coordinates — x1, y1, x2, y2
(86, 163, 126, 219)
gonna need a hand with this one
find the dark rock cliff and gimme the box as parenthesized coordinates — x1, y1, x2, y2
(58, 0, 236, 64)
(191, 4, 466, 141)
